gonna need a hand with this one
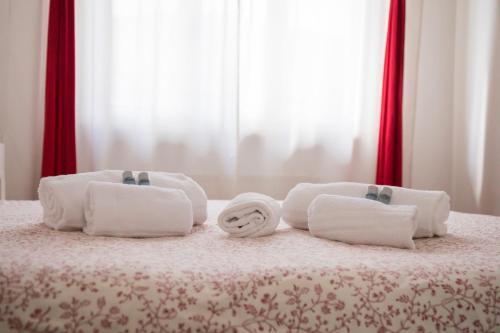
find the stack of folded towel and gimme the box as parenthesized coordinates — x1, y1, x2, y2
(217, 193, 281, 238)
(283, 182, 450, 249)
(39, 170, 207, 237)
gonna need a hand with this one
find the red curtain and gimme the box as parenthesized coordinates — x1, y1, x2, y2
(376, 0, 405, 186)
(41, 0, 76, 177)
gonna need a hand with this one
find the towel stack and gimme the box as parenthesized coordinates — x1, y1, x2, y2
(39, 170, 207, 237)
(283, 182, 450, 249)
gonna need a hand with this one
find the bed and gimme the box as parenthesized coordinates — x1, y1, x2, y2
(1, 200, 499, 333)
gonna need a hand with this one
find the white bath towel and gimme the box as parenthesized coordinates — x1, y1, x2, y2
(39, 171, 121, 230)
(147, 172, 207, 225)
(308, 194, 418, 249)
(83, 181, 193, 237)
(39, 170, 207, 230)
(217, 193, 281, 238)
(283, 182, 450, 238)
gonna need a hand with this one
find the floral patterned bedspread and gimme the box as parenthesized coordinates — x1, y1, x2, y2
(0, 200, 499, 333)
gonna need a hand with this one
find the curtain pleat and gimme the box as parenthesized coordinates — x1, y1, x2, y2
(376, 0, 405, 186)
(42, 0, 76, 177)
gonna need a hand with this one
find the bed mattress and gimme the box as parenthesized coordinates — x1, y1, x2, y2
(1, 200, 499, 332)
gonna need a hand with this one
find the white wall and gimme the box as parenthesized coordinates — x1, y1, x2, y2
(0, 0, 48, 199)
(0, 1, 8, 139)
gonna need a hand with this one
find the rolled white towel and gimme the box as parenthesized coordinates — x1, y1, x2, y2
(83, 181, 193, 237)
(283, 183, 371, 230)
(308, 194, 418, 249)
(217, 193, 281, 238)
(39, 170, 207, 230)
(389, 186, 449, 237)
(39, 171, 121, 230)
(147, 172, 207, 225)
(283, 182, 449, 238)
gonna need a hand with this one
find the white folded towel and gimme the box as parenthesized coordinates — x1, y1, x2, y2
(39, 171, 121, 230)
(283, 182, 450, 238)
(389, 186, 449, 237)
(83, 181, 193, 237)
(147, 172, 207, 225)
(217, 193, 281, 238)
(308, 194, 418, 249)
(39, 170, 207, 230)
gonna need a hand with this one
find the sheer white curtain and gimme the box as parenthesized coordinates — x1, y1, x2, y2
(452, 0, 500, 215)
(76, 0, 239, 196)
(76, 0, 389, 198)
(404, 0, 500, 215)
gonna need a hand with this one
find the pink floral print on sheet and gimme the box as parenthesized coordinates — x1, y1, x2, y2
(0, 201, 499, 333)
